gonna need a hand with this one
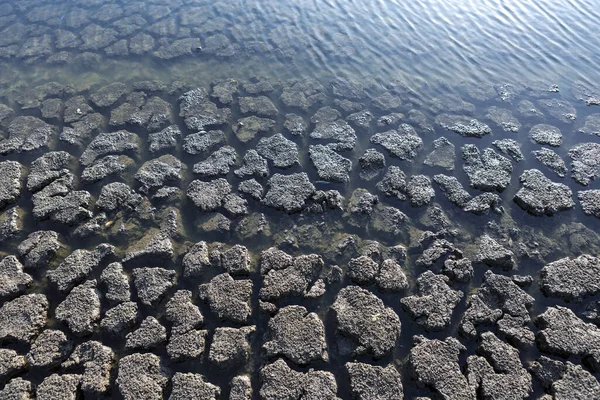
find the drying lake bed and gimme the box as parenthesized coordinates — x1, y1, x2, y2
(1, 0, 600, 399)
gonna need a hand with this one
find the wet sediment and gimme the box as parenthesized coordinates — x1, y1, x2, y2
(0, 68, 599, 400)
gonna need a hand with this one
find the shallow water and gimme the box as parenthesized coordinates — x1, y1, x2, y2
(0, 0, 600, 399)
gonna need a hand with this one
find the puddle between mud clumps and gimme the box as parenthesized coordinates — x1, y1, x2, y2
(0, 76, 600, 399)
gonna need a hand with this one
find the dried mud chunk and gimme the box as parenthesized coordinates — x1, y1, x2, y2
(132, 267, 176, 306)
(125, 316, 167, 350)
(134, 96, 172, 131)
(310, 119, 357, 151)
(55, 280, 100, 336)
(462, 144, 512, 192)
(169, 372, 220, 400)
(182, 241, 211, 278)
(80, 155, 135, 184)
(346, 362, 404, 400)
(264, 305, 328, 365)
(406, 175, 435, 207)
(514, 169, 574, 215)
(409, 336, 473, 399)
(193, 146, 237, 176)
(443, 257, 474, 282)
(0, 348, 26, 381)
(260, 252, 322, 301)
(259, 359, 339, 400)
(209, 326, 255, 368)
(165, 290, 203, 334)
(27, 329, 71, 367)
(433, 174, 471, 207)
(0, 377, 34, 399)
(262, 173, 316, 213)
(347, 110, 373, 129)
(96, 182, 142, 212)
(183, 130, 226, 155)
(284, 113, 308, 136)
(568, 142, 600, 185)
(31, 178, 92, 225)
(123, 230, 174, 264)
(537, 306, 600, 369)
(234, 150, 269, 178)
(347, 255, 378, 285)
(211, 78, 238, 104)
(540, 254, 600, 301)
(199, 273, 252, 323)
(529, 124, 563, 146)
(117, 353, 169, 400)
(415, 239, 462, 268)
(343, 188, 379, 228)
(187, 178, 232, 211)
(309, 144, 352, 183)
(1, 116, 56, 155)
(377, 166, 407, 200)
(331, 285, 400, 358)
(135, 154, 182, 193)
(467, 332, 532, 399)
(61, 113, 106, 147)
(36, 374, 81, 400)
(0, 256, 31, 299)
(230, 375, 253, 400)
(0, 161, 23, 210)
(80, 130, 140, 166)
(532, 148, 567, 177)
(492, 139, 524, 162)
(47, 243, 115, 293)
(376, 258, 409, 292)
(100, 301, 138, 335)
(0, 293, 48, 343)
(463, 193, 502, 215)
(461, 270, 534, 339)
(0, 207, 22, 244)
(359, 148, 386, 180)
(167, 329, 207, 361)
(235, 212, 271, 240)
(62, 341, 115, 395)
(473, 234, 515, 270)
(221, 244, 252, 275)
(149, 125, 180, 153)
(27, 151, 73, 193)
(401, 271, 463, 331)
(62, 95, 92, 124)
(578, 190, 600, 218)
(435, 113, 491, 137)
(257, 133, 299, 169)
(550, 361, 600, 399)
(370, 125, 423, 161)
(223, 194, 248, 217)
(178, 88, 231, 131)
